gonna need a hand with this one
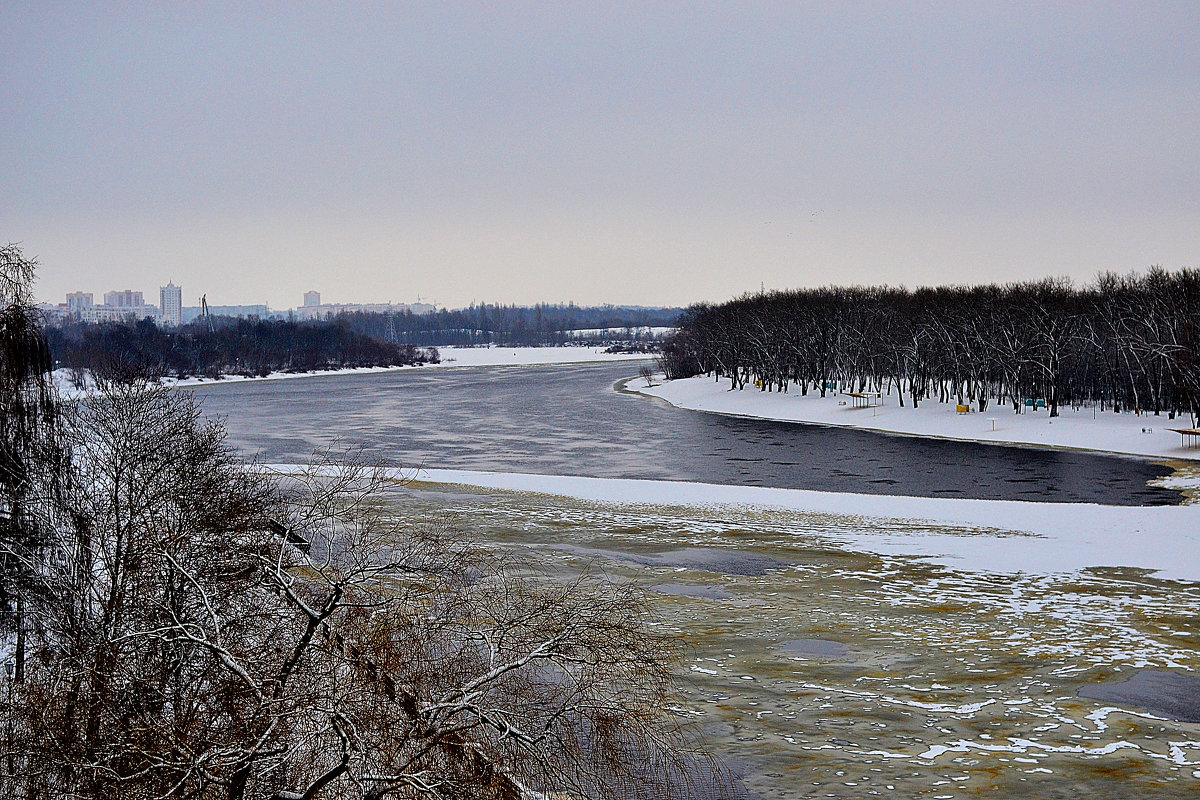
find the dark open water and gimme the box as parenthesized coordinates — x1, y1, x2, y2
(191, 361, 1179, 506)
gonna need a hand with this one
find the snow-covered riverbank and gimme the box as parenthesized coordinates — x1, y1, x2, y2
(633, 374, 1200, 462)
(403, 468, 1200, 582)
(54, 345, 653, 397)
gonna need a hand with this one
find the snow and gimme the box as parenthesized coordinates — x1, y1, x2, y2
(562, 326, 675, 338)
(52, 346, 653, 397)
(434, 345, 652, 367)
(393, 468, 1200, 582)
(635, 374, 1200, 462)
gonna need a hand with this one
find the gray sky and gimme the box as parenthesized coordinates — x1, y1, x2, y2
(4, 2, 1198, 309)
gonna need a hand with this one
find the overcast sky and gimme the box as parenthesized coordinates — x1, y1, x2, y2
(4, 2, 1198, 309)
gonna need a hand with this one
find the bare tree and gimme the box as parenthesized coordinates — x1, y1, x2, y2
(0, 244, 66, 687)
(2, 372, 731, 796)
(667, 269, 1200, 423)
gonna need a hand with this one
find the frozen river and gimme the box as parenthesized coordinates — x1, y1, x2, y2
(377, 481, 1200, 799)
(191, 361, 1180, 505)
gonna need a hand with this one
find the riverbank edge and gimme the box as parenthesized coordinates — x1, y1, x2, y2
(55, 347, 655, 397)
(621, 374, 1200, 466)
(351, 467, 1200, 581)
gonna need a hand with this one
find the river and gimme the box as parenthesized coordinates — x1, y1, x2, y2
(191, 361, 1179, 505)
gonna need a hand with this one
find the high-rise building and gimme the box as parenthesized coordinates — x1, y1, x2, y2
(160, 282, 182, 326)
(303, 290, 321, 307)
(104, 289, 144, 308)
(66, 291, 94, 315)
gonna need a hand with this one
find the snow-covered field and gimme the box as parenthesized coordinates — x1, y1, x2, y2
(635, 374, 1200, 462)
(434, 345, 652, 367)
(562, 325, 675, 338)
(53, 345, 653, 397)
(406, 468, 1200, 581)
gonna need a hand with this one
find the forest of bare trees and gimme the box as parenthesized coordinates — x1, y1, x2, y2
(46, 316, 439, 382)
(336, 304, 680, 348)
(661, 270, 1200, 424)
(2, 245, 734, 799)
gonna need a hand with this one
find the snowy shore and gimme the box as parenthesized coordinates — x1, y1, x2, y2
(632, 374, 1200, 463)
(403, 468, 1200, 582)
(53, 345, 653, 397)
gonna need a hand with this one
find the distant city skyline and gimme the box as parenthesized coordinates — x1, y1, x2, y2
(5, 4, 1198, 308)
(52, 278, 667, 313)
(53, 282, 441, 313)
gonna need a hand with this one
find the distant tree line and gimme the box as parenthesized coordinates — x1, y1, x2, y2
(336, 303, 681, 347)
(46, 316, 438, 381)
(661, 269, 1200, 422)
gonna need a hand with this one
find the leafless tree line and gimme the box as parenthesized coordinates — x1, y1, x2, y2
(662, 269, 1200, 422)
(47, 317, 438, 382)
(1, 245, 736, 799)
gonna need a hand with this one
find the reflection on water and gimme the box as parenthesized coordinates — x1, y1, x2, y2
(192, 362, 1179, 505)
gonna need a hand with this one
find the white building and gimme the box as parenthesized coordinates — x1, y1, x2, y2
(293, 301, 434, 321)
(82, 304, 161, 324)
(70, 288, 160, 324)
(291, 290, 434, 319)
(37, 302, 71, 324)
(160, 282, 182, 326)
